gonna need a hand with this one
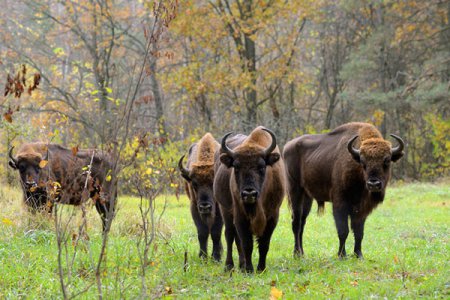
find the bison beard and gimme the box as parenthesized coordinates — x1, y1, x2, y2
(214, 127, 285, 272)
(283, 122, 404, 259)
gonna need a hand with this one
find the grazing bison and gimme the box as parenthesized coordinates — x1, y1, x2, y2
(8, 142, 117, 230)
(283, 122, 404, 258)
(214, 126, 285, 272)
(178, 133, 223, 261)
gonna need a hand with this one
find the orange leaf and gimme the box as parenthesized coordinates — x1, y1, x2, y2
(3, 112, 12, 123)
(72, 146, 79, 156)
(39, 160, 48, 168)
(394, 255, 399, 264)
(270, 287, 283, 299)
(350, 280, 358, 287)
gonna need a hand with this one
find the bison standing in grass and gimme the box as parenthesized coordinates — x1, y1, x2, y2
(8, 142, 117, 231)
(283, 122, 404, 258)
(214, 126, 285, 272)
(178, 133, 223, 261)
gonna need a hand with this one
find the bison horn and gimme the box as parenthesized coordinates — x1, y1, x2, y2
(178, 155, 190, 179)
(221, 132, 235, 157)
(390, 134, 404, 156)
(347, 135, 360, 160)
(8, 147, 17, 164)
(261, 128, 277, 156)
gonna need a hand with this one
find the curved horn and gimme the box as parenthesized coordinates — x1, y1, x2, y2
(261, 128, 277, 156)
(8, 146, 17, 164)
(178, 155, 190, 178)
(390, 134, 404, 156)
(347, 135, 360, 160)
(221, 132, 235, 157)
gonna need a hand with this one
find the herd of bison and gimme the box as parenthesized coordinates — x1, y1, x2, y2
(8, 122, 404, 273)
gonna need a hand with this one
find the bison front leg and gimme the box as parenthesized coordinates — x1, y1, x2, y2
(351, 216, 366, 259)
(332, 203, 349, 258)
(95, 201, 108, 232)
(210, 209, 223, 262)
(192, 215, 209, 259)
(236, 219, 254, 273)
(222, 211, 236, 270)
(256, 218, 277, 272)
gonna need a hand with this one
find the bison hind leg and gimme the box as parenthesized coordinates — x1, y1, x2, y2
(291, 188, 312, 257)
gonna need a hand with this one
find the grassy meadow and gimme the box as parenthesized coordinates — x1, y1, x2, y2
(0, 181, 449, 299)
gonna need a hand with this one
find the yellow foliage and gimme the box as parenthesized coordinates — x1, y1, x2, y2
(2, 217, 14, 226)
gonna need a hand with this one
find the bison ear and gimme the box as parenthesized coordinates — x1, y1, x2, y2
(266, 153, 280, 166)
(220, 153, 234, 168)
(391, 151, 404, 162)
(8, 161, 17, 170)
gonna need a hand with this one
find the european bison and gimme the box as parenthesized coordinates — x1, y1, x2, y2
(214, 126, 285, 272)
(8, 142, 117, 230)
(283, 122, 404, 258)
(178, 133, 223, 261)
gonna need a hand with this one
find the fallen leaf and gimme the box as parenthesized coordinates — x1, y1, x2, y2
(4, 113, 12, 123)
(270, 287, 283, 299)
(350, 280, 358, 287)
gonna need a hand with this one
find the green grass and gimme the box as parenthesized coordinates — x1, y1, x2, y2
(0, 182, 449, 299)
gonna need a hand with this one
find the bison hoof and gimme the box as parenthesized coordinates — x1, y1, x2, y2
(354, 252, 364, 259)
(212, 253, 221, 262)
(224, 263, 234, 272)
(242, 264, 254, 273)
(294, 249, 304, 257)
(198, 251, 207, 260)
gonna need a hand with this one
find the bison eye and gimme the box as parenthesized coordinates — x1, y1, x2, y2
(18, 165, 26, 172)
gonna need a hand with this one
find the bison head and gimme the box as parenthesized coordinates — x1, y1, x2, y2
(348, 134, 404, 193)
(220, 128, 280, 205)
(179, 155, 216, 216)
(8, 146, 48, 191)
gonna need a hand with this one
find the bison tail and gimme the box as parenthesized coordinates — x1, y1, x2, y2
(317, 201, 325, 216)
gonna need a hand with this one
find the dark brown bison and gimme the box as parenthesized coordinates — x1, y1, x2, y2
(283, 122, 404, 258)
(214, 126, 285, 272)
(178, 133, 223, 261)
(8, 142, 117, 230)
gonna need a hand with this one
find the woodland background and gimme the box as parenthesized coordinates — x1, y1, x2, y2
(1, 0, 449, 187)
